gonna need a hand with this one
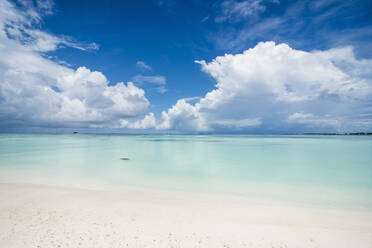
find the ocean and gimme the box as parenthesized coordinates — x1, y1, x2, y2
(1, 134, 371, 210)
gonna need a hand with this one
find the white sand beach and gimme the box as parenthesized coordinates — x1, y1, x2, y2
(0, 183, 371, 248)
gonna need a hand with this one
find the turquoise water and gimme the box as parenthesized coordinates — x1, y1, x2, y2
(0, 134, 372, 210)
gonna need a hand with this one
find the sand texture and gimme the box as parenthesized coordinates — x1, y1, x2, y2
(0, 183, 372, 248)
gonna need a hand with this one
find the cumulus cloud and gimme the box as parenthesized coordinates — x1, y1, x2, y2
(125, 41, 372, 132)
(0, 0, 149, 129)
(120, 112, 157, 129)
(196, 42, 371, 103)
(157, 99, 208, 131)
(1, 0, 371, 133)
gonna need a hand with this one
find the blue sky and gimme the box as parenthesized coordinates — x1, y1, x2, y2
(0, 0, 372, 133)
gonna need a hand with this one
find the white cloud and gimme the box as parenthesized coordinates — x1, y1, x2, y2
(288, 112, 314, 121)
(157, 99, 208, 131)
(132, 74, 166, 85)
(212, 0, 371, 55)
(1, 0, 371, 133)
(1, 0, 98, 53)
(120, 112, 157, 129)
(5, 26, 99, 52)
(213, 118, 262, 128)
(0, 0, 149, 128)
(180, 97, 201, 102)
(132, 74, 167, 93)
(136, 61, 152, 71)
(288, 113, 340, 128)
(125, 41, 372, 132)
(35, 0, 54, 15)
(197, 42, 371, 102)
(215, 0, 279, 23)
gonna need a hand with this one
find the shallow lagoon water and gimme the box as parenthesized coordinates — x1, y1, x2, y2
(0, 134, 372, 210)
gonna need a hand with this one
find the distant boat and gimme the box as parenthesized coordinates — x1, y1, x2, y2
(73, 131, 78, 134)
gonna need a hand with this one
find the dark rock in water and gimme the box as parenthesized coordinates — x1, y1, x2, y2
(120, 158, 130, 160)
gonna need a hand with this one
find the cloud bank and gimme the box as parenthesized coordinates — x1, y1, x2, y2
(0, 0, 149, 129)
(1, 1, 371, 133)
(126, 41, 372, 132)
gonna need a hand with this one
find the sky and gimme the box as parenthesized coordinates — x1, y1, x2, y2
(0, 0, 372, 133)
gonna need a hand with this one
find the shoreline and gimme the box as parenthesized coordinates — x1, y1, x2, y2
(1, 183, 372, 247)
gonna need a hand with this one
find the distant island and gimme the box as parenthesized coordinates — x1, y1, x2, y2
(303, 132, 372, 135)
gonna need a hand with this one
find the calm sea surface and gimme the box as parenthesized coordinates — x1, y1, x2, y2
(1, 134, 372, 210)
